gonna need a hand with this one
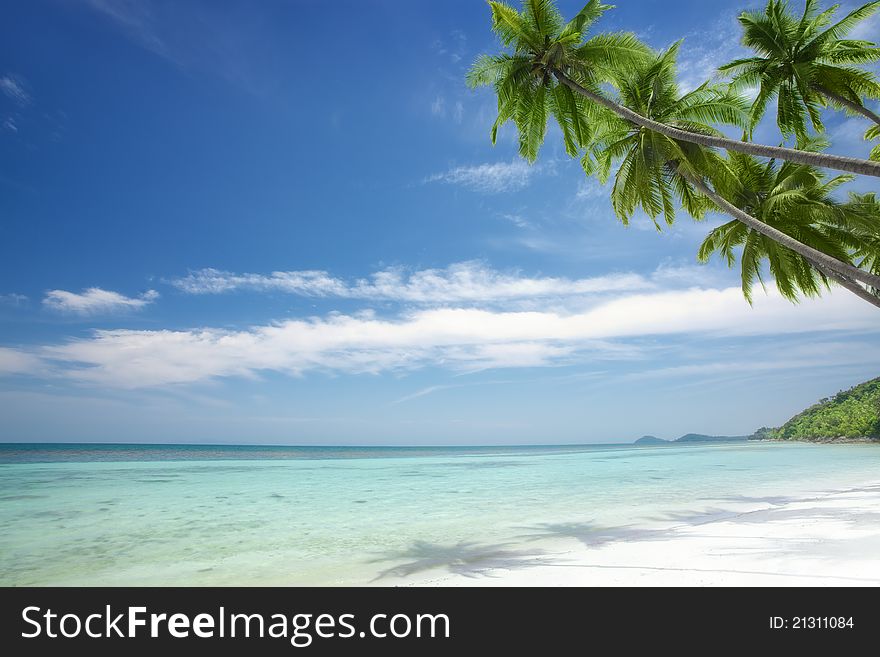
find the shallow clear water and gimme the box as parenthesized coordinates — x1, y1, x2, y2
(1, 441, 878, 586)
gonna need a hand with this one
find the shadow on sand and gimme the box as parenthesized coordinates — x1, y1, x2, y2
(369, 540, 556, 581)
(370, 488, 880, 583)
(515, 521, 674, 549)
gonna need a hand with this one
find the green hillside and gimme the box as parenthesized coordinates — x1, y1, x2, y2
(772, 378, 880, 441)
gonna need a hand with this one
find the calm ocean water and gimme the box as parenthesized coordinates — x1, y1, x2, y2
(1, 441, 878, 586)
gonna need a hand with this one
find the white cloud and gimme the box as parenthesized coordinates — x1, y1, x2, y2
(452, 101, 464, 124)
(621, 339, 880, 383)
(43, 288, 159, 315)
(22, 286, 878, 388)
(0, 293, 27, 306)
(500, 213, 534, 229)
(430, 96, 464, 123)
(426, 160, 538, 193)
(849, 6, 880, 41)
(171, 269, 347, 296)
(0, 347, 41, 375)
(432, 30, 467, 64)
(391, 379, 515, 405)
(826, 116, 877, 162)
(676, 16, 750, 92)
(430, 95, 446, 117)
(169, 261, 653, 303)
(0, 74, 31, 105)
(3, 117, 18, 133)
(650, 261, 731, 288)
(575, 178, 611, 200)
(391, 384, 459, 405)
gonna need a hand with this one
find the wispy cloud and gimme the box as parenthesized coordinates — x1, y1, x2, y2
(0, 348, 42, 376)
(499, 213, 534, 229)
(426, 160, 540, 193)
(676, 15, 750, 92)
(429, 95, 464, 124)
(0, 293, 27, 306)
(432, 30, 467, 64)
(391, 379, 515, 405)
(171, 269, 346, 296)
(620, 339, 880, 383)
(10, 285, 875, 388)
(80, 0, 275, 94)
(84, 0, 169, 58)
(169, 261, 653, 303)
(848, 5, 880, 41)
(826, 116, 877, 163)
(0, 74, 31, 106)
(43, 288, 159, 315)
(574, 178, 612, 201)
(452, 101, 464, 123)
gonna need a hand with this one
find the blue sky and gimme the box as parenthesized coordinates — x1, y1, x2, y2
(1, 0, 878, 445)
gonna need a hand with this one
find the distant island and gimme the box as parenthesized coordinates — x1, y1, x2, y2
(633, 435, 668, 445)
(635, 377, 880, 445)
(751, 377, 880, 443)
(634, 433, 749, 445)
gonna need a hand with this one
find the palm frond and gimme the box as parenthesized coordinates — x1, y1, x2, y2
(523, 0, 564, 36)
(559, 0, 611, 41)
(488, 1, 542, 50)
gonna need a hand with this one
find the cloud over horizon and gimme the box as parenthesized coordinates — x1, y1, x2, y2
(8, 284, 873, 388)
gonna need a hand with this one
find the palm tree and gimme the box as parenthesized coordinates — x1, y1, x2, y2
(466, 0, 652, 162)
(582, 43, 742, 229)
(719, 0, 880, 143)
(698, 151, 880, 308)
(843, 192, 880, 273)
(583, 45, 880, 299)
(468, 0, 880, 178)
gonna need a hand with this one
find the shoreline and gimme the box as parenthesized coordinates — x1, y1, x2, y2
(4, 443, 880, 587)
(381, 479, 880, 587)
(750, 437, 880, 444)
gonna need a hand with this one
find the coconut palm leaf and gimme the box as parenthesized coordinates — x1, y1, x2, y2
(584, 45, 747, 227)
(468, 0, 653, 162)
(700, 152, 880, 302)
(722, 0, 880, 140)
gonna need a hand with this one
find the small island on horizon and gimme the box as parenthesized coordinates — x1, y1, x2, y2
(634, 433, 749, 445)
(634, 376, 880, 445)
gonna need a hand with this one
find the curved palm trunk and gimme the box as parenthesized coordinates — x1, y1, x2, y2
(812, 263, 880, 310)
(674, 167, 880, 302)
(553, 70, 880, 178)
(812, 85, 880, 128)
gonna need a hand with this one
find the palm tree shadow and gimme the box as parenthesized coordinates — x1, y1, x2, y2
(517, 521, 674, 548)
(653, 507, 750, 525)
(369, 540, 554, 581)
(707, 494, 800, 506)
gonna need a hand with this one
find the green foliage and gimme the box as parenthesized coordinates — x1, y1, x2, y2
(467, 1, 652, 161)
(698, 150, 880, 303)
(469, 0, 880, 309)
(867, 124, 880, 161)
(775, 377, 880, 439)
(720, 0, 880, 141)
(583, 44, 749, 228)
(751, 426, 781, 440)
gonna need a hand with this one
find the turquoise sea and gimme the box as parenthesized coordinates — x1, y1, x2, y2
(1, 441, 878, 586)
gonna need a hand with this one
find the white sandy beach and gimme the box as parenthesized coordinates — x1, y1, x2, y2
(385, 481, 880, 587)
